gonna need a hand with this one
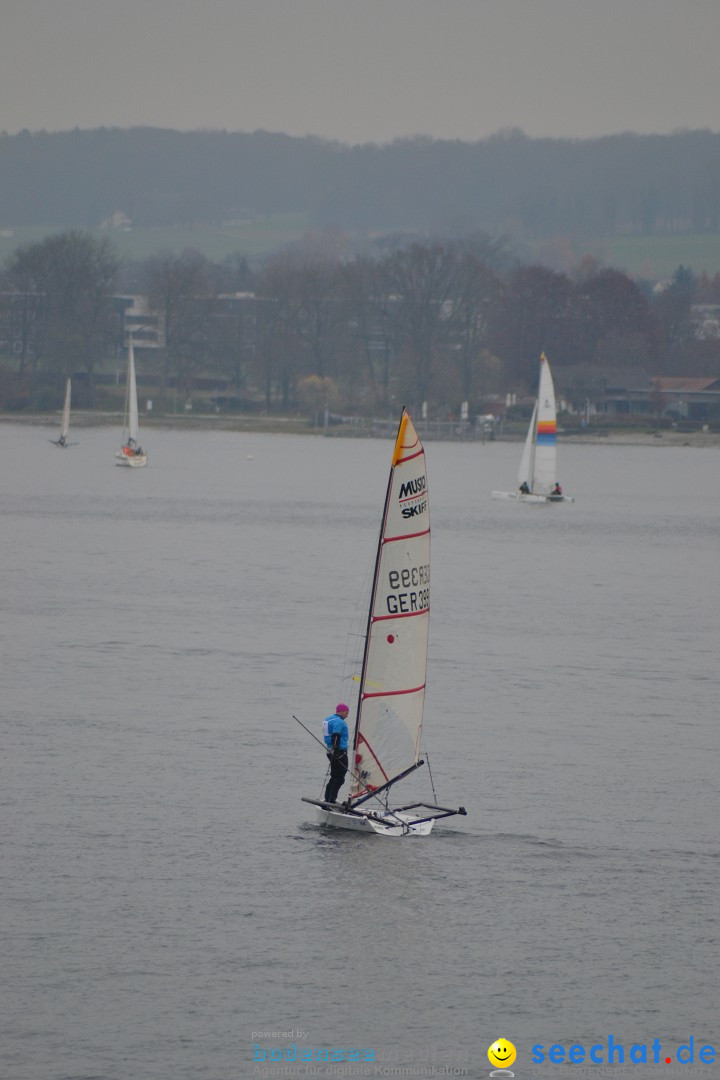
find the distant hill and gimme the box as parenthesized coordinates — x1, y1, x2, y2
(2, 126, 720, 274)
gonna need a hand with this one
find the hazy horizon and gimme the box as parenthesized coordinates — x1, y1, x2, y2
(2, 0, 720, 146)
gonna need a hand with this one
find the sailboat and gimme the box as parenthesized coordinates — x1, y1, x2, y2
(50, 377, 75, 447)
(492, 353, 572, 502)
(302, 408, 466, 836)
(115, 336, 148, 467)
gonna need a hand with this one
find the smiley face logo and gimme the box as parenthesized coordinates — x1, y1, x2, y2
(488, 1038, 517, 1069)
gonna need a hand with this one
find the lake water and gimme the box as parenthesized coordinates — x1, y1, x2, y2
(2, 423, 718, 1080)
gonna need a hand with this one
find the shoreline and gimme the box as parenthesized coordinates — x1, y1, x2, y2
(560, 429, 720, 448)
(2, 411, 720, 448)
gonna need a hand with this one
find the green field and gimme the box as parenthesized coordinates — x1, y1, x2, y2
(581, 234, 720, 280)
(0, 214, 312, 265)
(3, 220, 720, 280)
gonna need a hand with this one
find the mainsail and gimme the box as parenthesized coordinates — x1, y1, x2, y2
(350, 410, 430, 799)
(127, 337, 140, 443)
(60, 378, 71, 440)
(115, 334, 148, 466)
(517, 399, 538, 490)
(532, 352, 558, 494)
(517, 353, 558, 495)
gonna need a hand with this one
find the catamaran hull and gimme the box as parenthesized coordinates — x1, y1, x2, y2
(492, 489, 547, 503)
(301, 794, 468, 835)
(115, 451, 148, 468)
(492, 490, 573, 503)
(315, 805, 435, 836)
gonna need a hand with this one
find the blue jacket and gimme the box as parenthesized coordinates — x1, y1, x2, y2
(323, 713, 349, 751)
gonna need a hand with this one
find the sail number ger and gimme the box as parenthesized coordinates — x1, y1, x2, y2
(386, 565, 430, 614)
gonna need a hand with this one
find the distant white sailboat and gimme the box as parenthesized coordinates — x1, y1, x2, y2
(301, 408, 466, 836)
(493, 353, 573, 502)
(115, 337, 148, 468)
(51, 378, 76, 448)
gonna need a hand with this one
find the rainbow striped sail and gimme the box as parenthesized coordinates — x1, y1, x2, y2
(518, 353, 558, 495)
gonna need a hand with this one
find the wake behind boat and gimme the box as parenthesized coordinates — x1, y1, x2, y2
(115, 336, 148, 467)
(301, 408, 466, 836)
(492, 353, 573, 503)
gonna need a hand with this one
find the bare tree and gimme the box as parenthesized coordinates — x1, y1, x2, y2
(575, 268, 653, 366)
(496, 265, 575, 388)
(381, 243, 462, 411)
(652, 266, 696, 370)
(289, 253, 343, 380)
(143, 249, 213, 402)
(6, 230, 119, 400)
(252, 258, 304, 409)
(207, 295, 256, 396)
(338, 257, 397, 410)
(448, 253, 505, 406)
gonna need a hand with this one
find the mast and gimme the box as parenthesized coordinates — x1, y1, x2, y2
(529, 397, 539, 490)
(128, 336, 139, 442)
(121, 343, 131, 440)
(352, 410, 406, 755)
(350, 409, 430, 800)
(61, 378, 71, 439)
(517, 397, 536, 491)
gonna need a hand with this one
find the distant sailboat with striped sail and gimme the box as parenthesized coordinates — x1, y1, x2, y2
(493, 353, 573, 502)
(302, 408, 466, 835)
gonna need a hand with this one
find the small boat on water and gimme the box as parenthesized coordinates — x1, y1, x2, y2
(115, 337, 148, 468)
(493, 352, 573, 503)
(302, 408, 466, 836)
(50, 378, 76, 448)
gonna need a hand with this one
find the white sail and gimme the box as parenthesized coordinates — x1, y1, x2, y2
(350, 410, 430, 799)
(302, 408, 465, 833)
(493, 353, 569, 501)
(127, 338, 139, 443)
(531, 353, 557, 494)
(517, 399, 537, 489)
(60, 378, 71, 440)
(115, 336, 148, 466)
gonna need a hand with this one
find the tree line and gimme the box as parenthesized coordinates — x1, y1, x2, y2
(2, 229, 720, 417)
(2, 127, 720, 238)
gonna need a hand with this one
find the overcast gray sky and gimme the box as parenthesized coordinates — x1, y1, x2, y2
(2, 0, 719, 144)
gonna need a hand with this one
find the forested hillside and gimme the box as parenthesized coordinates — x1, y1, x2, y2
(2, 126, 720, 239)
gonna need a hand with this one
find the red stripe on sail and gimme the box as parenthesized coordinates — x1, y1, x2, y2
(372, 608, 428, 622)
(383, 527, 430, 544)
(362, 683, 425, 700)
(355, 733, 389, 782)
(396, 447, 424, 465)
(349, 786, 378, 800)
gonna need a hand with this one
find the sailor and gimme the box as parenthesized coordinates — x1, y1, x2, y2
(322, 703, 350, 804)
(58, 435, 66, 447)
(552, 482, 563, 496)
(519, 481, 530, 494)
